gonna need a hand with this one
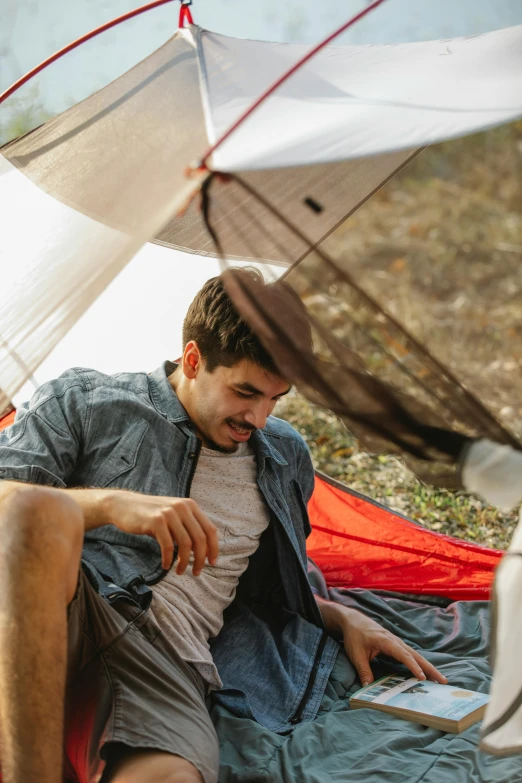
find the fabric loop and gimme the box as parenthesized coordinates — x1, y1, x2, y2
(179, 2, 194, 27)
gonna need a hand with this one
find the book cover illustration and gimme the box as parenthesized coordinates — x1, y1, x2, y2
(351, 675, 489, 721)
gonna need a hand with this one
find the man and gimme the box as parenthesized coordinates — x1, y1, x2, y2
(0, 268, 445, 783)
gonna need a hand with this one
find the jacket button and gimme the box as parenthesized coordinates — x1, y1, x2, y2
(189, 452, 196, 458)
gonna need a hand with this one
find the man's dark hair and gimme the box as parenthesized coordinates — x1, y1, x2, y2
(182, 267, 281, 374)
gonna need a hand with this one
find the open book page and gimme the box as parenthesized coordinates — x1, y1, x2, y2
(352, 676, 489, 721)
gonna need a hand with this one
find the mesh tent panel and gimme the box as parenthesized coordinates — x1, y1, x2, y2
(197, 162, 521, 483)
(155, 150, 418, 264)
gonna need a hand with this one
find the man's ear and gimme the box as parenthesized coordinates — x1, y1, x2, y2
(182, 341, 202, 380)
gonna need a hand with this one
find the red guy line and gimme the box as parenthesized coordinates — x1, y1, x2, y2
(0, 0, 177, 107)
(199, 0, 389, 168)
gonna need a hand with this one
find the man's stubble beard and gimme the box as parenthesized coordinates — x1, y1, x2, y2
(204, 437, 238, 454)
(193, 403, 239, 454)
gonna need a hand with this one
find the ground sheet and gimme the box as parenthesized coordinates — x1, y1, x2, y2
(212, 565, 522, 782)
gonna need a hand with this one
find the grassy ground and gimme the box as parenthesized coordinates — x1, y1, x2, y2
(277, 124, 522, 552)
(277, 391, 518, 550)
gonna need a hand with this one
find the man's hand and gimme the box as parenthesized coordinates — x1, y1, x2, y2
(106, 492, 218, 575)
(70, 486, 218, 575)
(315, 596, 447, 686)
(339, 606, 447, 686)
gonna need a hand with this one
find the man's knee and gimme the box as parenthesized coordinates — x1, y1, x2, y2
(0, 485, 83, 589)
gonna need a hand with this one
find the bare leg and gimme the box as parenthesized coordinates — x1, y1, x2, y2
(106, 749, 203, 783)
(0, 485, 84, 783)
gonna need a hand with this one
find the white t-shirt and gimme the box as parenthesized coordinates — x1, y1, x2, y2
(150, 442, 270, 687)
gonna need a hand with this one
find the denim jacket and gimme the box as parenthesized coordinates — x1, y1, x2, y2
(0, 362, 339, 732)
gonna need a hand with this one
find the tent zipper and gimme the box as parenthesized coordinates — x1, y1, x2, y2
(289, 631, 328, 724)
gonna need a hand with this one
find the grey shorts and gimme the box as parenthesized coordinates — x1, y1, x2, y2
(64, 568, 219, 783)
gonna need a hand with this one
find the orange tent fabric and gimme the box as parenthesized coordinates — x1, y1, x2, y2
(0, 409, 16, 429)
(308, 474, 501, 601)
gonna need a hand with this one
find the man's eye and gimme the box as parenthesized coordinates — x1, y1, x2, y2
(235, 391, 254, 399)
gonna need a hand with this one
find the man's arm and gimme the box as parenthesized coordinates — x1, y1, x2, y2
(73, 485, 219, 574)
(0, 480, 219, 576)
(0, 481, 120, 531)
(293, 434, 447, 687)
(0, 373, 218, 576)
(315, 594, 447, 686)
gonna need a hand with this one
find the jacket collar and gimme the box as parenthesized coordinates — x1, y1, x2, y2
(148, 361, 191, 424)
(148, 361, 288, 466)
(251, 428, 288, 467)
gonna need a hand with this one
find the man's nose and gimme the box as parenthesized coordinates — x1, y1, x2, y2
(243, 403, 269, 430)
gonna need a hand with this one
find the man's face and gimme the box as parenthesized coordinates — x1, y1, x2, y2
(180, 348, 290, 453)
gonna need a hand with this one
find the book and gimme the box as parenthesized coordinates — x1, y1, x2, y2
(350, 675, 489, 733)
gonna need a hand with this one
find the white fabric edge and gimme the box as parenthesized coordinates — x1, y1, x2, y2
(192, 25, 218, 150)
(461, 439, 522, 512)
(197, 23, 522, 172)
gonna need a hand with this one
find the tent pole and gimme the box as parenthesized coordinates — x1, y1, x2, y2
(0, 0, 177, 107)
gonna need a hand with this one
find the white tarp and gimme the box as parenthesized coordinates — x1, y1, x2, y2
(196, 24, 522, 171)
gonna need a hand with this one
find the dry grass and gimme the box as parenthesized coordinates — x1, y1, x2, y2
(277, 391, 518, 550)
